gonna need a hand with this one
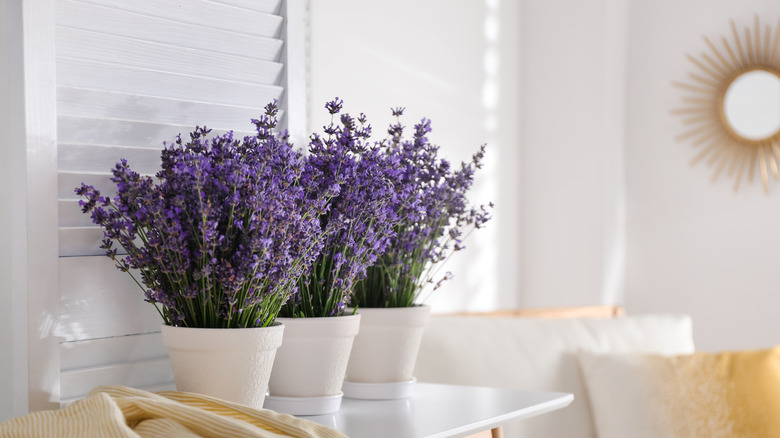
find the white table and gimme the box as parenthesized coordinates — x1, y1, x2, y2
(302, 383, 574, 438)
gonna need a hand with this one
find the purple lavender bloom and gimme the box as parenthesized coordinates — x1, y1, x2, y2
(280, 99, 404, 318)
(352, 108, 492, 308)
(76, 101, 328, 328)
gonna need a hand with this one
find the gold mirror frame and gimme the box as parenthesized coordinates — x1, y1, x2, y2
(674, 16, 780, 193)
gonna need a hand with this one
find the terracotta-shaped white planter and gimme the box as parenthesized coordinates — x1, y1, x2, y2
(265, 314, 361, 415)
(161, 323, 283, 410)
(343, 305, 431, 399)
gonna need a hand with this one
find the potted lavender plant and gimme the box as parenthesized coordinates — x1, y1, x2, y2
(76, 102, 327, 409)
(343, 108, 492, 399)
(265, 99, 403, 415)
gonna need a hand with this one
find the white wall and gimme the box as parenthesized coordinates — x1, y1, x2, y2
(625, 0, 780, 351)
(520, 0, 628, 308)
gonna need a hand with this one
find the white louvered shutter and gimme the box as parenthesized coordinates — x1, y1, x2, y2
(54, 0, 303, 405)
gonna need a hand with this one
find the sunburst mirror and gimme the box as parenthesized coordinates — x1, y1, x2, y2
(674, 16, 780, 193)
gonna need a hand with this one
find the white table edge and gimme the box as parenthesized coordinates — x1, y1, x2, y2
(430, 391, 574, 438)
(299, 384, 575, 438)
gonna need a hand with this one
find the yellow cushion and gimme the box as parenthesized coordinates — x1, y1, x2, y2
(578, 346, 780, 438)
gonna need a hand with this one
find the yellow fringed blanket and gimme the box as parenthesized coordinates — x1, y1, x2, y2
(0, 386, 346, 438)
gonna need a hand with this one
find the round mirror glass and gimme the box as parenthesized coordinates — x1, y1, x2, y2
(723, 70, 780, 140)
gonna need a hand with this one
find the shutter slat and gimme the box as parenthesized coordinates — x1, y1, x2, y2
(59, 227, 108, 257)
(57, 58, 283, 109)
(210, 0, 281, 14)
(69, 0, 282, 38)
(60, 172, 113, 200)
(57, 88, 269, 132)
(59, 200, 139, 230)
(61, 332, 168, 371)
(58, 116, 255, 148)
(55, 0, 283, 59)
(59, 143, 161, 175)
(60, 200, 92, 228)
(57, 256, 161, 341)
(56, 27, 283, 85)
(60, 358, 173, 400)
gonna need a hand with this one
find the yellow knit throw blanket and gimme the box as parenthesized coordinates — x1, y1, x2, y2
(0, 386, 347, 438)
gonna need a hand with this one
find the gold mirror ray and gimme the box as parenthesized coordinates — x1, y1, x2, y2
(675, 15, 780, 193)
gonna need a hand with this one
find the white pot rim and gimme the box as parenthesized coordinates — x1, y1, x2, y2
(161, 322, 283, 331)
(348, 304, 430, 312)
(161, 322, 284, 351)
(346, 305, 431, 326)
(276, 313, 361, 322)
(275, 313, 361, 337)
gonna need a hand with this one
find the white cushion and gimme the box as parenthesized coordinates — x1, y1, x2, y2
(577, 347, 780, 438)
(577, 351, 702, 438)
(414, 314, 695, 438)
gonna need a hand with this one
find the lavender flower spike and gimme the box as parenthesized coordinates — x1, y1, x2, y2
(352, 108, 492, 308)
(77, 100, 329, 328)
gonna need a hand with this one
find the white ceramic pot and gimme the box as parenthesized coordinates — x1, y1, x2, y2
(161, 323, 283, 410)
(265, 314, 361, 415)
(343, 305, 431, 399)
